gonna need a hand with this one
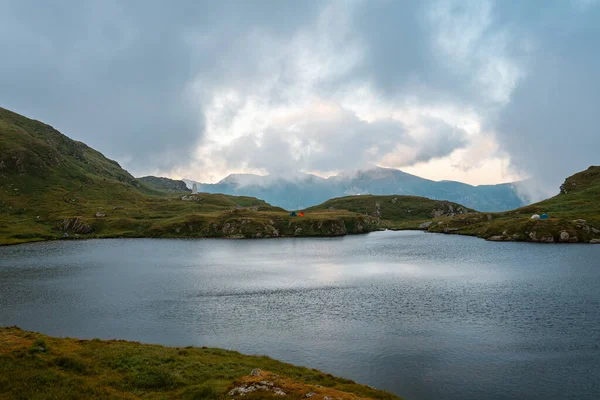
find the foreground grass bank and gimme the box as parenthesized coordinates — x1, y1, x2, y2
(0, 327, 400, 400)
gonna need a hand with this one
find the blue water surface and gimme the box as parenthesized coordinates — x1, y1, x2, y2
(1, 231, 599, 400)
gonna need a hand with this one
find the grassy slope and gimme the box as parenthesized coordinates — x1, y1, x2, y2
(0, 107, 380, 245)
(306, 195, 473, 229)
(0, 327, 400, 400)
(427, 166, 600, 243)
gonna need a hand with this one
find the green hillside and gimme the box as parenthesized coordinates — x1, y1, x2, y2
(427, 166, 600, 243)
(0, 327, 400, 400)
(306, 195, 473, 229)
(0, 107, 380, 245)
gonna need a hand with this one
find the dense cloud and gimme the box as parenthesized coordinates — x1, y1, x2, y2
(0, 0, 598, 193)
(0, 0, 321, 173)
(216, 106, 467, 174)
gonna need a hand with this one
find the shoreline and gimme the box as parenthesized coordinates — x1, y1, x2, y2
(3, 227, 600, 247)
(0, 228, 382, 247)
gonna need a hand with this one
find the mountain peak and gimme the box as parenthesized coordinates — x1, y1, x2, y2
(218, 173, 266, 185)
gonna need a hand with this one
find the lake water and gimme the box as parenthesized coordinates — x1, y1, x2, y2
(1, 231, 599, 400)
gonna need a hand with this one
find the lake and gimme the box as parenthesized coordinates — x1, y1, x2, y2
(1, 231, 599, 400)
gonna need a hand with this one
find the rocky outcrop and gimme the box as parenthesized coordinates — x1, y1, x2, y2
(228, 368, 369, 400)
(60, 218, 93, 234)
(558, 231, 579, 243)
(173, 215, 380, 239)
(488, 235, 505, 241)
(181, 195, 201, 201)
(170, 214, 379, 239)
(373, 202, 381, 217)
(430, 201, 468, 218)
(418, 221, 433, 229)
(528, 231, 555, 243)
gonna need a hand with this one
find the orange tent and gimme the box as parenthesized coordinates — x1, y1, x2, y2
(298, 212, 305, 217)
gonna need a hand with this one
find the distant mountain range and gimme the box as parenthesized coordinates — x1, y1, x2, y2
(185, 167, 527, 212)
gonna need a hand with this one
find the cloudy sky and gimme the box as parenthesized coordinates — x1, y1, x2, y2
(1, 0, 599, 196)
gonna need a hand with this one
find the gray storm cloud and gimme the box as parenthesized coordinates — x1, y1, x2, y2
(0, 0, 598, 190)
(218, 111, 468, 174)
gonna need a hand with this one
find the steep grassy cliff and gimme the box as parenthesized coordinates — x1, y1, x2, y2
(0, 327, 400, 400)
(0, 107, 380, 245)
(426, 166, 600, 243)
